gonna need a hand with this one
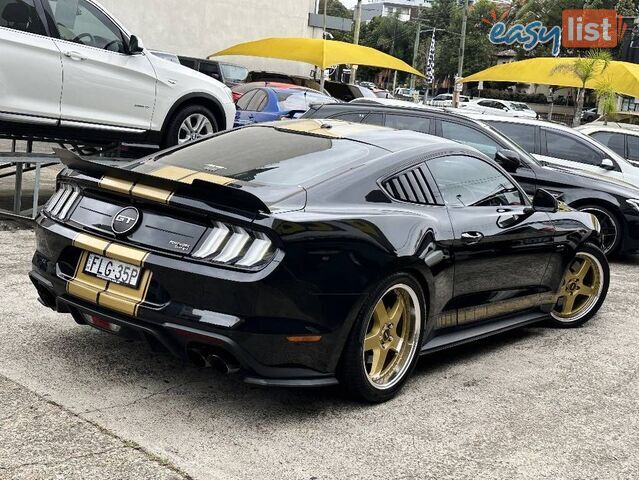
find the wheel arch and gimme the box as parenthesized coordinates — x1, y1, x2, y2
(568, 198, 624, 231)
(329, 260, 435, 373)
(161, 93, 227, 140)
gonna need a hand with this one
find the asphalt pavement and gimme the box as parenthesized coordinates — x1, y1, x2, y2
(0, 227, 637, 480)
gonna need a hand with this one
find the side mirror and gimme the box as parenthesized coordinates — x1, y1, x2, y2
(128, 35, 145, 55)
(531, 189, 558, 213)
(600, 158, 616, 170)
(495, 149, 521, 172)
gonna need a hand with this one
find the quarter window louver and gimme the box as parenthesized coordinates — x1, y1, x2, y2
(383, 165, 434, 205)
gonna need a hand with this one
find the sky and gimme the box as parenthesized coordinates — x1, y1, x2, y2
(339, 0, 358, 8)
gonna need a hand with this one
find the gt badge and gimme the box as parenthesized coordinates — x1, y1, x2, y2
(112, 207, 141, 235)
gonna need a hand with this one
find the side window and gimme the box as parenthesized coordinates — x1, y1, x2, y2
(236, 90, 257, 111)
(440, 121, 500, 158)
(428, 155, 524, 207)
(545, 130, 603, 165)
(246, 90, 268, 112)
(0, 0, 46, 35)
(590, 131, 625, 158)
(363, 112, 384, 126)
(48, 0, 126, 53)
(386, 114, 431, 134)
(330, 112, 367, 123)
(490, 122, 537, 153)
(199, 61, 221, 80)
(626, 134, 639, 161)
(477, 100, 491, 108)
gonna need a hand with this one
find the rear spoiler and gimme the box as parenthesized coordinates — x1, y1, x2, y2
(54, 148, 271, 214)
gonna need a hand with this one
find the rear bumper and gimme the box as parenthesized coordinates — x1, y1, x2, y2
(30, 218, 364, 386)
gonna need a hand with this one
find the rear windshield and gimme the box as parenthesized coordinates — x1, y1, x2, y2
(135, 127, 378, 187)
(277, 91, 334, 111)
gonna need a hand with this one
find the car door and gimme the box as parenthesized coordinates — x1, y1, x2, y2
(0, 0, 62, 122)
(45, 0, 156, 130)
(426, 154, 555, 325)
(234, 89, 268, 126)
(539, 128, 623, 181)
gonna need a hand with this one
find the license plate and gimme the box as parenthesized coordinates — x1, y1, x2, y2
(84, 253, 141, 288)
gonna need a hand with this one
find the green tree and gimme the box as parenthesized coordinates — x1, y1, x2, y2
(318, 0, 351, 19)
(616, 0, 637, 16)
(595, 81, 618, 125)
(551, 49, 613, 126)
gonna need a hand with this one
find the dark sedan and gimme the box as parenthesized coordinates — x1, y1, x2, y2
(31, 120, 608, 402)
(303, 103, 639, 256)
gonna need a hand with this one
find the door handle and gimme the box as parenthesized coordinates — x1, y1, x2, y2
(461, 231, 484, 245)
(63, 51, 87, 61)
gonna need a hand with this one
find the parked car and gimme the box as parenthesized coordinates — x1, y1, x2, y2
(0, 0, 235, 147)
(149, 50, 180, 64)
(179, 57, 248, 87)
(234, 86, 334, 126)
(373, 88, 394, 99)
(463, 99, 538, 119)
(473, 115, 639, 188)
(32, 120, 609, 402)
(394, 88, 418, 101)
(303, 102, 639, 256)
(245, 71, 323, 92)
(581, 108, 600, 123)
(324, 81, 376, 102)
(577, 122, 639, 167)
(428, 94, 470, 106)
(231, 81, 299, 103)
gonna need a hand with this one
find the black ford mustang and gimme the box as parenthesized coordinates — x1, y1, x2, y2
(31, 120, 610, 402)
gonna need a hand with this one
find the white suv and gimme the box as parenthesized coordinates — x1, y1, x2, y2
(0, 0, 236, 147)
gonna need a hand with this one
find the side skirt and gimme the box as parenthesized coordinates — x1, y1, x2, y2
(420, 312, 548, 355)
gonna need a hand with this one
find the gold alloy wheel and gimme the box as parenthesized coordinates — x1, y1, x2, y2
(551, 252, 603, 323)
(362, 284, 421, 390)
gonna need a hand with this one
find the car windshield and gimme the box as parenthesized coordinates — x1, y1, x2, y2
(221, 64, 248, 82)
(509, 103, 526, 111)
(135, 126, 379, 187)
(277, 91, 334, 111)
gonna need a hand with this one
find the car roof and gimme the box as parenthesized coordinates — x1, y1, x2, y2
(456, 112, 575, 130)
(577, 122, 639, 134)
(271, 119, 457, 153)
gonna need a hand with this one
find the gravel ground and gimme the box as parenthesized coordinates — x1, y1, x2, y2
(0, 228, 637, 480)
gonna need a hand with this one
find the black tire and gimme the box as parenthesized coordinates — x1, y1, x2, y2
(548, 243, 609, 328)
(162, 104, 218, 148)
(577, 205, 622, 257)
(337, 273, 426, 403)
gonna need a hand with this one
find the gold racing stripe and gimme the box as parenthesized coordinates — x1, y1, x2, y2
(180, 171, 235, 185)
(130, 183, 174, 204)
(66, 251, 108, 304)
(99, 270, 153, 316)
(73, 233, 111, 256)
(100, 176, 134, 195)
(148, 165, 197, 181)
(105, 243, 149, 267)
(66, 234, 153, 316)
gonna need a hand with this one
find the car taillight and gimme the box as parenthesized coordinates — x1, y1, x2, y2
(45, 183, 81, 220)
(192, 222, 276, 269)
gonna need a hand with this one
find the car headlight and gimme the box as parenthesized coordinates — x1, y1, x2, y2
(628, 199, 639, 213)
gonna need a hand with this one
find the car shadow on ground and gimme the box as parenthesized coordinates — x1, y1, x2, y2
(37, 318, 548, 414)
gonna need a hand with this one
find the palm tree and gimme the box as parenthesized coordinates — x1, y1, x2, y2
(595, 81, 618, 126)
(551, 50, 613, 127)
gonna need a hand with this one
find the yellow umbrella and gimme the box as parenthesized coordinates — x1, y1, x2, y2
(462, 57, 639, 98)
(210, 37, 424, 77)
